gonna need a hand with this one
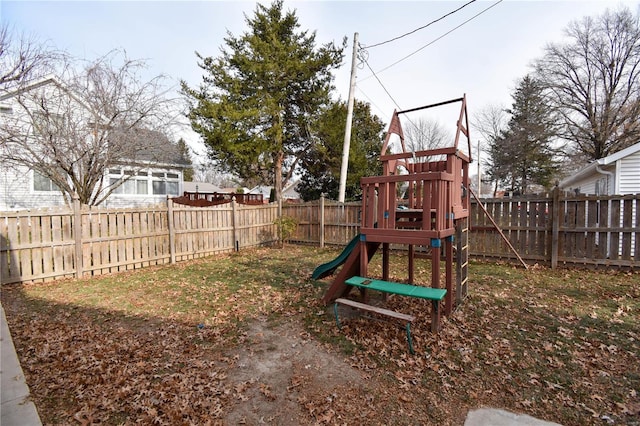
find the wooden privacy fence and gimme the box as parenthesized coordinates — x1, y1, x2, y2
(2, 192, 638, 284)
(282, 198, 361, 246)
(471, 192, 640, 268)
(282, 192, 639, 269)
(1, 199, 279, 284)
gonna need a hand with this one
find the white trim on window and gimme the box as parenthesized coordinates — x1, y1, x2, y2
(108, 168, 180, 196)
(33, 170, 61, 192)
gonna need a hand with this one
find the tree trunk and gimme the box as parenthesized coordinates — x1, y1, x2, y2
(274, 151, 283, 202)
(273, 111, 284, 202)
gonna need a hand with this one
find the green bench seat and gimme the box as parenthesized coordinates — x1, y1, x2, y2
(344, 276, 446, 301)
(334, 276, 448, 353)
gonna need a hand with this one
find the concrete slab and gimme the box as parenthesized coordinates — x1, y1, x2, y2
(1, 304, 42, 426)
(465, 408, 562, 426)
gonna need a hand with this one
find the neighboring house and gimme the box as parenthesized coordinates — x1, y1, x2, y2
(182, 182, 223, 194)
(247, 185, 271, 202)
(559, 142, 640, 257)
(220, 187, 249, 195)
(248, 180, 301, 203)
(559, 142, 640, 196)
(0, 76, 189, 210)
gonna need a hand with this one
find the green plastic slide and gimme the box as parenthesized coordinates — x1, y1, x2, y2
(311, 234, 360, 280)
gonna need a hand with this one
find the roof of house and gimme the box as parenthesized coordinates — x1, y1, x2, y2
(559, 141, 640, 188)
(123, 128, 191, 168)
(220, 187, 248, 194)
(183, 182, 223, 193)
(0, 74, 63, 100)
(0, 75, 99, 118)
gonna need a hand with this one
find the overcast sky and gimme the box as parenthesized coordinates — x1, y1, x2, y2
(2, 0, 639, 160)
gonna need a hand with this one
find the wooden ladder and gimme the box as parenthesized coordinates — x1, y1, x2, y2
(456, 217, 469, 306)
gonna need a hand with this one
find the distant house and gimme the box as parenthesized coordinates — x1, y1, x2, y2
(183, 182, 223, 194)
(559, 142, 640, 196)
(220, 187, 249, 195)
(248, 180, 301, 203)
(0, 76, 189, 210)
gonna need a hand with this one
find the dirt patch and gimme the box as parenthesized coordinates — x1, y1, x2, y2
(224, 317, 367, 424)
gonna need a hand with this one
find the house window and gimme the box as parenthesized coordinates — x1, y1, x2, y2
(151, 171, 179, 195)
(109, 169, 149, 195)
(109, 177, 148, 195)
(108, 169, 179, 196)
(33, 112, 66, 136)
(152, 181, 167, 195)
(33, 171, 60, 192)
(152, 180, 179, 195)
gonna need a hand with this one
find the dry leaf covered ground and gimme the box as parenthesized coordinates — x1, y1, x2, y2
(1, 245, 639, 425)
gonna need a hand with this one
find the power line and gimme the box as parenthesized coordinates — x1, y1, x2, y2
(360, 0, 503, 81)
(354, 85, 386, 119)
(361, 57, 428, 147)
(361, 0, 477, 49)
(361, 57, 402, 111)
(356, 1, 502, 153)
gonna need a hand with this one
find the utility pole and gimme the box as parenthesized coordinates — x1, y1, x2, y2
(477, 140, 481, 198)
(338, 32, 358, 203)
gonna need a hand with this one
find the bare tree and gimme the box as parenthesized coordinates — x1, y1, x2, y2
(404, 117, 451, 154)
(193, 163, 239, 188)
(0, 23, 61, 91)
(470, 104, 509, 196)
(471, 104, 508, 145)
(534, 7, 640, 160)
(0, 50, 178, 206)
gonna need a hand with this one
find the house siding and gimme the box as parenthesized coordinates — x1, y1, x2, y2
(560, 142, 640, 196)
(618, 151, 640, 194)
(563, 174, 602, 195)
(0, 164, 183, 211)
(1, 166, 66, 210)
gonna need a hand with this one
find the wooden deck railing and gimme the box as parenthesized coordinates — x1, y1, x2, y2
(172, 191, 264, 207)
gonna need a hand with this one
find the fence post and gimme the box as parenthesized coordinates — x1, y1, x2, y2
(277, 199, 283, 247)
(550, 186, 560, 269)
(73, 197, 83, 279)
(319, 195, 325, 248)
(167, 198, 176, 264)
(232, 198, 239, 251)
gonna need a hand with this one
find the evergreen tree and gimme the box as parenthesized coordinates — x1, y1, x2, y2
(488, 75, 560, 195)
(181, 1, 344, 201)
(297, 100, 384, 201)
(176, 138, 194, 182)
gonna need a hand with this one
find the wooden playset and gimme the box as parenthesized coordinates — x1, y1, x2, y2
(320, 95, 472, 344)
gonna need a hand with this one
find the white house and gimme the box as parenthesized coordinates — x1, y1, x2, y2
(559, 142, 640, 195)
(248, 180, 301, 203)
(559, 142, 640, 258)
(0, 76, 189, 210)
